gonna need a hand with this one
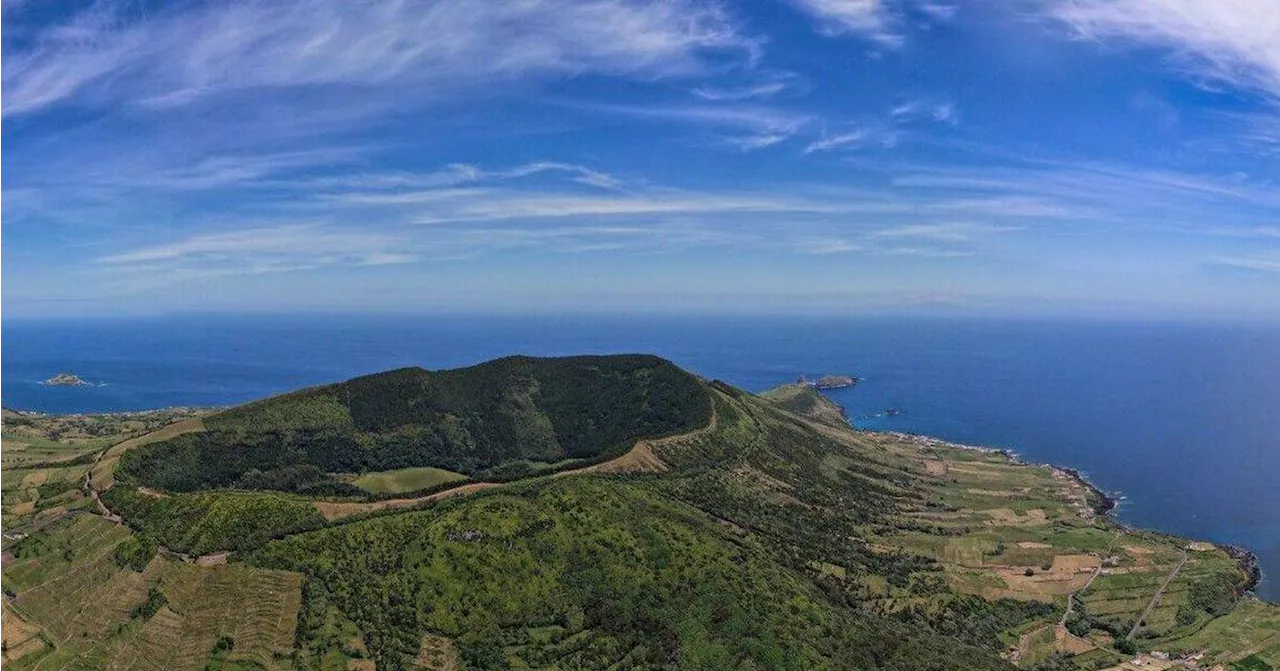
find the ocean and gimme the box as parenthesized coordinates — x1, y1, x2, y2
(3, 313, 1277, 600)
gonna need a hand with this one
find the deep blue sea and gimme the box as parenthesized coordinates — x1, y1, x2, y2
(4, 314, 1278, 601)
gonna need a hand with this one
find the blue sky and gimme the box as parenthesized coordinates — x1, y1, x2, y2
(3, 0, 1278, 319)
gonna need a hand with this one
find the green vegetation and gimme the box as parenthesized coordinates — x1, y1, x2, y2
(102, 486, 325, 555)
(759, 383, 849, 428)
(7, 356, 1278, 671)
(252, 477, 1008, 671)
(1234, 656, 1275, 671)
(119, 355, 710, 495)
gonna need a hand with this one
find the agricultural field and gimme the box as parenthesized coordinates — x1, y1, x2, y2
(2, 407, 207, 533)
(0, 514, 303, 671)
(350, 466, 468, 494)
(837, 422, 1272, 670)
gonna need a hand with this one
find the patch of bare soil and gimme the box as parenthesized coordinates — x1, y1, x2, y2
(195, 552, 231, 566)
(1055, 626, 1096, 655)
(561, 441, 666, 476)
(416, 633, 460, 670)
(20, 471, 50, 488)
(983, 507, 1049, 526)
(922, 459, 948, 477)
(994, 554, 1101, 598)
(967, 487, 1031, 498)
(2, 602, 47, 663)
(11, 500, 36, 516)
(315, 482, 502, 521)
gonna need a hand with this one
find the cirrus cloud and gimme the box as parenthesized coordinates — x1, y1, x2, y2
(1043, 0, 1280, 98)
(2, 0, 757, 117)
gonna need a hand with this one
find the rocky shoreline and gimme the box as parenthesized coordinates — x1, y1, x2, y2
(1223, 543, 1263, 595)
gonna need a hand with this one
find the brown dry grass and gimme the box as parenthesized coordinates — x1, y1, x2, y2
(416, 633, 461, 670)
(992, 554, 1101, 599)
(922, 459, 948, 477)
(1052, 554, 1102, 573)
(11, 500, 36, 515)
(2, 602, 46, 662)
(20, 471, 50, 488)
(1055, 626, 1097, 655)
(561, 441, 666, 476)
(195, 552, 231, 566)
(983, 507, 1049, 526)
(315, 482, 501, 521)
(967, 488, 1031, 498)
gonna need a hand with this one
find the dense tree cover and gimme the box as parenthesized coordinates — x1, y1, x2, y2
(132, 586, 168, 620)
(893, 595, 1058, 652)
(120, 355, 710, 494)
(102, 486, 325, 555)
(1187, 569, 1242, 617)
(249, 478, 1012, 671)
(90, 362, 1219, 669)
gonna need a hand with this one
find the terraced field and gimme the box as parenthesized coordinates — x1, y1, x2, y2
(837, 427, 1278, 670)
(2, 408, 207, 533)
(1, 514, 303, 671)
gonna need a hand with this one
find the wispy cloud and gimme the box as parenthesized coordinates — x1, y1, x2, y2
(917, 3, 958, 21)
(691, 72, 799, 101)
(790, 0, 902, 47)
(890, 98, 959, 125)
(98, 224, 415, 277)
(804, 126, 898, 152)
(1209, 254, 1280, 273)
(2, 0, 756, 117)
(1041, 0, 1280, 98)
(404, 191, 833, 223)
(789, 0, 959, 46)
(582, 101, 813, 150)
(869, 222, 1024, 241)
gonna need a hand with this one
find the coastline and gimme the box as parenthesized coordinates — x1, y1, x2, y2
(872, 427, 1264, 599)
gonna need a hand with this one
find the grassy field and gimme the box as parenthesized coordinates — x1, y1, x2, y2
(350, 466, 468, 494)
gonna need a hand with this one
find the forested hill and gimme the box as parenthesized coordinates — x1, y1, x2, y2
(117, 354, 711, 494)
(14, 358, 1273, 671)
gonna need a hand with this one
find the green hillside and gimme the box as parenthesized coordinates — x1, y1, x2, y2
(7, 355, 1275, 671)
(116, 354, 710, 495)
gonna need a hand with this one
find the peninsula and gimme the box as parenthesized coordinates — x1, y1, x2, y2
(2, 355, 1275, 671)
